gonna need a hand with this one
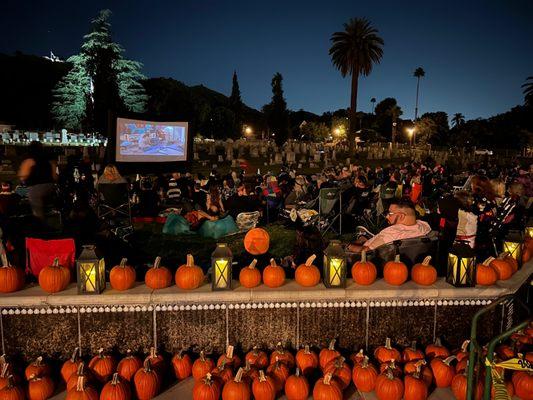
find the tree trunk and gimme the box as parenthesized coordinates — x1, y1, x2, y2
(415, 77, 420, 120)
(349, 71, 359, 153)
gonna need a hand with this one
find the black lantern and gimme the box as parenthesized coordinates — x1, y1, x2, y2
(524, 220, 533, 240)
(323, 240, 347, 288)
(502, 230, 523, 269)
(77, 245, 105, 294)
(446, 242, 476, 287)
(211, 243, 232, 290)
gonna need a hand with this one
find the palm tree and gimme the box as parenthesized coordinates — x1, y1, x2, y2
(330, 18, 384, 151)
(451, 113, 465, 128)
(370, 97, 376, 114)
(413, 67, 425, 120)
(522, 76, 533, 106)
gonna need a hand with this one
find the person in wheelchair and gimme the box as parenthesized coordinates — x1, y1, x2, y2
(347, 198, 431, 253)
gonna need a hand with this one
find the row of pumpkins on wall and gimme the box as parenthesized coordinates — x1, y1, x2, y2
(0, 327, 531, 400)
(0, 247, 525, 294)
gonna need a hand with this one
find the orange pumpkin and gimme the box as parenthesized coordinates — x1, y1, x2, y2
(66, 376, 98, 400)
(425, 338, 450, 359)
(375, 369, 404, 400)
(352, 356, 378, 392)
(61, 348, 82, 383)
(0, 376, 24, 400)
(295, 254, 320, 287)
(522, 245, 532, 263)
(217, 345, 242, 369)
(451, 372, 483, 400)
(383, 255, 408, 286)
(25, 357, 51, 380)
(27, 374, 55, 400)
(512, 370, 533, 400)
(252, 370, 276, 400)
(211, 361, 234, 385)
(323, 356, 351, 389)
(244, 228, 270, 255)
(455, 340, 470, 362)
(262, 259, 285, 288)
(312, 373, 342, 400)
(374, 338, 401, 364)
(109, 258, 136, 291)
(319, 339, 340, 370)
(430, 356, 456, 388)
(117, 350, 142, 382)
(266, 360, 289, 393)
(411, 256, 437, 286)
(295, 345, 318, 376)
(503, 253, 518, 273)
(88, 348, 116, 383)
(402, 341, 425, 363)
(133, 359, 161, 400)
(405, 360, 433, 387)
(489, 254, 513, 280)
(476, 258, 498, 286)
(270, 342, 295, 368)
(175, 254, 204, 290)
(379, 360, 402, 378)
(0, 253, 24, 293)
(171, 351, 192, 380)
(284, 368, 309, 400)
(404, 366, 428, 400)
(351, 250, 377, 285)
(192, 373, 221, 400)
(146, 347, 165, 376)
(245, 346, 268, 369)
(0, 364, 13, 390)
(192, 351, 215, 381)
(239, 259, 261, 289)
(100, 373, 131, 400)
(222, 368, 250, 400)
(38, 257, 70, 293)
(145, 257, 172, 289)
(350, 349, 366, 366)
(66, 363, 92, 392)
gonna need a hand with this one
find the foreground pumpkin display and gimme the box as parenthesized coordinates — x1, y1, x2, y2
(238, 259, 261, 289)
(0, 252, 24, 293)
(262, 259, 285, 288)
(351, 250, 377, 285)
(411, 256, 437, 286)
(145, 257, 172, 290)
(38, 257, 70, 293)
(383, 255, 408, 286)
(243, 227, 270, 255)
(175, 254, 204, 290)
(109, 258, 136, 291)
(294, 254, 320, 287)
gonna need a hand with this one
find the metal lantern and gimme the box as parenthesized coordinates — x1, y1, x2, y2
(323, 240, 347, 288)
(524, 221, 533, 239)
(446, 242, 476, 287)
(211, 243, 233, 290)
(502, 230, 523, 269)
(77, 245, 105, 294)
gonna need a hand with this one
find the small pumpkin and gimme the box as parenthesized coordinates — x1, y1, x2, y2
(38, 257, 70, 293)
(0, 364, 13, 390)
(239, 259, 261, 289)
(312, 373, 342, 400)
(284, 368, 309, 400)
(133, 359, 161, 400)
(351, 250, 377, 285)
(262, 259, 285, 288)
(375, 369, 404, 400)
(61, 348, 82, 383)
(117, 350, 142, 382)
(476, 258, 498, 286)
(522, 245, 532, 263)
(245, 346, 268, 369)
(25, 357, 51, 380)
(0, 253, 24, 293)
(379, 360, 402, 378)
(242, 361, 259, 384)
(430, 355, 456, 388)
(0, 376, 24, 400)
(266, 359, 289, 393)
(404, 365, 428, 400)
(451, 371, 483, 400)
(88, 348, 116, 383)
(295, 254, 320, 287)
(374, 337, 401, 364)
(100, 373, 131, 400)
(352, 356, 378, 392)
(383, 255, 408, 286)
(252, 370, 276, 400)
(402, 341, 425, 363)
(211, 361, 234, 385)
(27, 374, 55, 400)
(319, 339, 340, 370)
(146, 347, 165, 376)
(350, 349, 366, 366)
(66, 363, 92, 392)
(145, 257, 172, 290)
(323, 356, 351, 389)
(489, 253, 513, 280)
(192, 373, 221, 400)
(244, 228, 270, 255)
(221, 368, 250, 400)
(171, 351, 192, 380)
(175, 254, 204, 290)
(66, 376, 98, 400)
(109, 258, 136, 291)
(269, 342, 295, 368)
(295, 345, 318, 376)
(425, 337, 450, 359)
(411, 256, 437, 286)
(455, 340, 471, 362)
(512, 370, 533, 400)
(192, 351, 215, 381)
(404, 360, 433, 387)
(503, 253, 518, 273)
(217, 345, 241, 369)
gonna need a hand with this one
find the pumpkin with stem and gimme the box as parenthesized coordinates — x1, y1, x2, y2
(252, 370, 276, 400)
(217, 345, 241, 369)
(133, 359, 160, 400)
(192, 373, 221, 400)
(38, 257, 70, 293)
(25, 357, 51, 380)
(61, 348, 81, 383)
(411, 256, 437, 286)
(0, 253, 24, 293)
(383, 255, 408, 286)
(374, 338, 401, 363)
(404, 360, 433, 387)
(146, 347, 165, 376)
(503, 253, 518, 273)
(171, 350, 192, 380)
(109, 258, 136, 291)
(27, 374, 55, 400)
(324, 356, 351, 389)
(284, 368, 309, 400)
(239, 259, 261, 289)
(451, 371, 482, 400)
(211, 360, 234, 384)
(295, 345, 318, 376)
(66, 376, 97, 400)
(117, 350, 142, 382)
(512, 370, 533, 400)
(0, 364, 13, 390)
(404, 365, 428, 400)
(245, 346, 268, 369)
(222, 368, 250, 400)
(269, 342, 295, 368)
(352, 355, 378, 392)
(489, 254, 513, 281)
(295, 254, 320, 287)
(350, 349, 366, 365)
(319, 339, 340, 370)
(351, 250, 377, 285)
(262, 259, 285, 288)
(312, 373, 342, 400)
(244, 228, 270, 255)
(266, 359, 289, 393)
(88, 348, 116, 383)
(402, 341, 424, 363)
(242, 360, 259, 384)
(425, 337, 450, 359)
(66, 363, 92, 392)
(175, 254, 204, 290)
(100, 373, 131, 400)
(145, 257, 172, 289)
(375, 369, 404, 400)
(379, 360, 402, 378)
(430, 355, 456, 388)
(455, 340, 470, 362)
(192, 351, 215, 381)
(0, 376, 24, 400)
(476, 258, 498, 286)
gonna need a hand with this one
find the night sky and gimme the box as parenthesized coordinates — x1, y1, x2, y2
(1, 0, 532, 120)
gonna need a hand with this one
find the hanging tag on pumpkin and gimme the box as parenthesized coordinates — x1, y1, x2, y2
(226, 345, 234, 359)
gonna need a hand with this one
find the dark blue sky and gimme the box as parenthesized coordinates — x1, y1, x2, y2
(2, 0, 532, 120)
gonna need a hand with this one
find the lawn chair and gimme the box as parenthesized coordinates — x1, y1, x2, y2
(25, 237, 76, 278)
(318, 187, 342, 236)
(97, 183, 133, 239)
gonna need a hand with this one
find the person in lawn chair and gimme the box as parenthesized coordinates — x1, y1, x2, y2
(347, 198, 431, 253)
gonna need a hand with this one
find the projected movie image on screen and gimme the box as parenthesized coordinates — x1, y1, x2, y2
(116, 118, 188, 162)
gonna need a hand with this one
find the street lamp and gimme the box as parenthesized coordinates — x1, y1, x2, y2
(407, 128, 415, 146)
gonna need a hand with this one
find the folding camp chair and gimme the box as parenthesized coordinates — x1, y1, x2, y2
(26, 237, 76, 278)
(318, 187, 342, 236)
(97, 183, 133, 239)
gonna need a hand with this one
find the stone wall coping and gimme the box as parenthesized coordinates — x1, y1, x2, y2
(0, 262, 530, 308)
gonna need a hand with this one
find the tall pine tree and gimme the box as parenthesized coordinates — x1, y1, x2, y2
(263, 72, 289, 145)
(52, 9, 147, 133)
(229, 70, 243, 132)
